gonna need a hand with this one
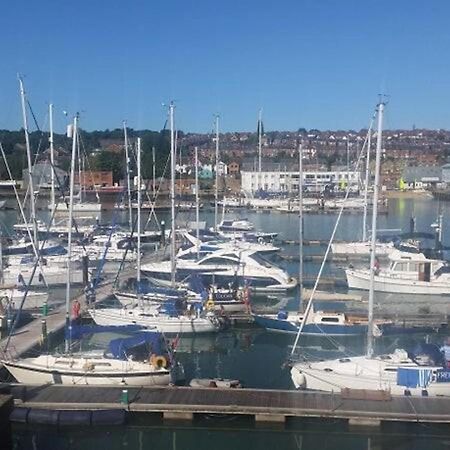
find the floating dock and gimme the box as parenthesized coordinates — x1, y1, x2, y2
(5, 384, 450, 427)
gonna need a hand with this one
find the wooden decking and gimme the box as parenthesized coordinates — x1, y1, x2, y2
(8, 384, 450, 426)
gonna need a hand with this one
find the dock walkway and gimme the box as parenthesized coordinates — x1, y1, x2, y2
(9, 384, 450, 426)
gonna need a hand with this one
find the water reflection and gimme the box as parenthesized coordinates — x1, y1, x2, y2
(12, 422, 450, 450)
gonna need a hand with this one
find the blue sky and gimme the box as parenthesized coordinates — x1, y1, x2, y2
(1, 0, 450, 132)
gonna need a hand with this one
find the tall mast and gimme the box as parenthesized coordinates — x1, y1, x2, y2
(346, 140, 350, 187)
(19, 77, 38, 249)
(195, 146, 200, 260)
(152, 146, 156, 197)
(258, 109, 262, 191)
(362, 128, 372, 242)
(49, 103, 55, 215)
(170, 102, 177, 287)
(214, 114, 220, 231)
(65, 114, 78, 353)
(298, 142, 304, 311)
(367, 101, 384, 358)
(123, 121, 132, 233)
(136, 138, 142, 306)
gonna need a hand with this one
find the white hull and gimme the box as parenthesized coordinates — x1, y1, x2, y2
(346, 269, 450, 295)
(89, 308, 220, 334)
(331, 241, 393, 256)
(2, 266, 84, 287)
(52, 202, 102, 213)
(3, 354, 170, 386)
(291, 354, 450, 397)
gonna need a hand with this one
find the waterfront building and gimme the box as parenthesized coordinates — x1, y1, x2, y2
(241, 161, 360, 194)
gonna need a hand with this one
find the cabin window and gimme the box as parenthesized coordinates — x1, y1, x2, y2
(339, 358, 351, 363)
(324, 368, 333, 372)
(321, 317, 340, 323)
(384, 368, 397, 372)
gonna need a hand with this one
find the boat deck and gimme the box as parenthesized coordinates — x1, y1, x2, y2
(7, 384, 450, 426)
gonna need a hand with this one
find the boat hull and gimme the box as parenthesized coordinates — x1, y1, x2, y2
(346, 269, 450, 295)
(89, 309, 220, 334)
(3, 360, 170, 386)
(253, 314, 369, 336)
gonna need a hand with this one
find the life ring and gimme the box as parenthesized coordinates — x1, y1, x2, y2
(205, 300, 215, 310)
(151, 355, 167, 369)
(258, 237, 264, 244)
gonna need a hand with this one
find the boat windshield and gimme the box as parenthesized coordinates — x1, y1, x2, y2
(249, 253, 275, 268)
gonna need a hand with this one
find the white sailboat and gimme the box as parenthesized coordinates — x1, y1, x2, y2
(2, 114, 172, 386)
(330, 119, 394, 258)
(91, 110, 221, 334)
(291, 101, 450, 397)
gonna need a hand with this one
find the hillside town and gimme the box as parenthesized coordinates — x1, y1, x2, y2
(3, 127, 450, 196)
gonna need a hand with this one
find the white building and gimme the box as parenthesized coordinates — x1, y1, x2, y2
(241, 165, 360, 194)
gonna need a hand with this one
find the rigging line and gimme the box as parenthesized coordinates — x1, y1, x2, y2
(0, 142, 49, 286)
(91, 178, 129, 289)
(78, 132, 101, 203)
(290, 110, 376, 358)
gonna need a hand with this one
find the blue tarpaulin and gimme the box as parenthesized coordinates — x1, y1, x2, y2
(397, 368, 433, 388)
(107, 332, 163, 360)
(66, 324, 143, 340)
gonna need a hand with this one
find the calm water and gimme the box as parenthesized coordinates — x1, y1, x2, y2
(5, 195, 450, 448)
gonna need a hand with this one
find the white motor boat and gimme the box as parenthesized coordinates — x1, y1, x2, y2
(346, 248, 450, 295)
(331, 241, 394, 257)
(141, 249, 297, 293)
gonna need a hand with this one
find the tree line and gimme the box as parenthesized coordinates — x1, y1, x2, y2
(0, 128, 172, 183)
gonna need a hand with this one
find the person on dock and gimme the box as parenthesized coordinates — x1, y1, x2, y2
(441, 338, 450, 369)
(71, 299, 81, 323)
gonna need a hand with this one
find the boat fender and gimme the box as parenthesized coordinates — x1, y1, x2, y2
(206, 300, 215, 310)
(58, 410, 91, 426)
(292, 370, 307, 390)
(91, 409, 127, 426)
(27, 408, 60, 425)
(10, 407, 29, 424)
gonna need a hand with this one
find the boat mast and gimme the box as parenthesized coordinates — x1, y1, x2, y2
(214, 114, 220, 231)
(170, 102, 177, 287)
(137, 137, 142, 306)
(195, 146, 200, 260)
(19, 77, 38, 249)
(49, 103, 56, 215)
(65, 113, 78, 354)
(367, 101, 384, 358)
(123, 121, 133, 234)
(258, 109, 262, 191)
(152, 146, 156, 198)
(362, 126, 372, 242)
(298, 142, 304, 311)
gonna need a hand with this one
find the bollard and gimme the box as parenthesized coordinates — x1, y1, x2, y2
(41, 319, 47, 341)
(41, 301, 48, 317)
(121, 389, 129, 405)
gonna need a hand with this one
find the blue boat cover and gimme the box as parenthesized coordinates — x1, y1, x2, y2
(397, 368, 433, 388)
(107, 332, 163, 360)
(66, 324, 143, 340)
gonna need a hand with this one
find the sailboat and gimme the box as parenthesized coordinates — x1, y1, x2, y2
(89, 106, 222, 334)
(331, 121, 394, 257)
(290, 101, 450, 397)
(2, 114, 173, 386)
(252, 144, 376, 335)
